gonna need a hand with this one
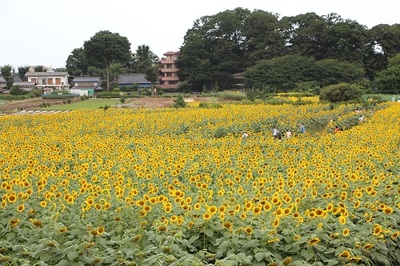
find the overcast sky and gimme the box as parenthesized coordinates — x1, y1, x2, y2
(1, 0, 399, 69)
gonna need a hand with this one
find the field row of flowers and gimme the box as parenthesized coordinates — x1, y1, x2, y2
(0, 101, 399, 265)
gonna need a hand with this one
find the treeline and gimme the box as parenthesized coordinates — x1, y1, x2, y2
(176, 8, 400, 94)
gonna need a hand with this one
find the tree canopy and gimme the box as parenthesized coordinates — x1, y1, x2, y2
(176, 8, 400, 93)
(83, 30, 132, 90)
(374, 53, 400, 94)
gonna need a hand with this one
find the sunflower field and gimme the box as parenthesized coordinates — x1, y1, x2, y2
(0, 100, 399, 266)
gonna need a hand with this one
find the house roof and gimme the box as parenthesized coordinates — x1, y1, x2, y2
(13, 81, 36, 87)
(0, 76, 6, 83)
(118, 73, 150, 84)
(73, 76, 100, 82)
(25, 71, 69, 77)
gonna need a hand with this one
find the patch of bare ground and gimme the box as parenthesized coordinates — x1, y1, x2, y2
(122, 97, 215, 108)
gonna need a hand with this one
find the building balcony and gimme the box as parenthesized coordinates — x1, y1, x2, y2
(159, 68, 178, 73)
(160, 59, 176, 64)
(159, 77, 179, 82)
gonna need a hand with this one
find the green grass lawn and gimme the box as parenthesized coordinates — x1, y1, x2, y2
(41, 98, 120, 110)
(363, 94, 400, 101)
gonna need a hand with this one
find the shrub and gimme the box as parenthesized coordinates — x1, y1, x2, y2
(173, 96, 187, 108)
(214, 126, 228, 138)
(217, 91, 247, 101)
(319, 83, 364, 103)
(96, 92, 121, 98)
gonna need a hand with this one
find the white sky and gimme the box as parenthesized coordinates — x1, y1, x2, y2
(0, 0, 399, 69)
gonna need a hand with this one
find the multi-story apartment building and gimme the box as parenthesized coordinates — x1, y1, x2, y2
(158, 51, 180, 90)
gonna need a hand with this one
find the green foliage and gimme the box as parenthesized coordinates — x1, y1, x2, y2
(314, 59, 366, 88)
(1, 65, 13, 81)
(39, 103, 51, 108)
(131, 44, 159, 73)
(199, 102, 223, 108)
(216, 91, 247, 101)
(0, 95, 31, 100)
(42, 94, 77, 99)
(84, 30, 131, 90)
(173, 96, 187, 108)
(214, 126, 228, 138)
(374, 54, 400, 94)
(17, 66, 29, 81)
(245, 55, 316, 91)
(319, 83, 364, 103)
(31, 89, 43, 98)
(245, 89, 272, 101)
(66, 48, 89, 76)
(34, 65, 46, 72)
(9, 87, 28, 95)
(96, 92, 121, 98)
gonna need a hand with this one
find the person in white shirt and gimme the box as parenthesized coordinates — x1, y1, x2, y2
(286, 129, 292, 139)
(272, 126, 279, 139)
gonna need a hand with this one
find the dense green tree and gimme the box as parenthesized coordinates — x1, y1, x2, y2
(131, 45, 159, 73)
(280, 13, 369, 63)
(84, 30, 132, 90)
(244, 55, 316, 91)
(1, 65, 13, 81)
(280, 12, 328, 59)
(374, 54, 400, 94)
(322, 16, 369, 63)
(314, 59, 366, 88)
(109, 63, 124, 89)
(145, 64, 159, 95)
(87, 66, 103, 77)
(18, 66, 29, 81)
(176, 8, 248, 91)
(66, 48, 89, 77)
(34, 65, 46, 72)
(1, 65, 14, 89)
(370, 24, 400, 58)
(319, 82, 364, 102)
(243, 10, 284, 66)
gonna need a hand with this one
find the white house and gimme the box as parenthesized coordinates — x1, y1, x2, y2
(70, 76, 103, 96)
(25, 71, 69, 92)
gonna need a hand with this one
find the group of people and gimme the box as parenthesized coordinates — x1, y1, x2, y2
(242, 112, 366, 139)
(271, 123, 305, 140)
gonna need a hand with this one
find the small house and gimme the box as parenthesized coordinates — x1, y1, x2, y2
(12, 81, 36, 92)
(70, 77, 103, 96)
(25, 71, 69, 91)
(118, 74, 151, 88)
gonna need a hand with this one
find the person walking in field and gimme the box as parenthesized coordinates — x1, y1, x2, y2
(299, 123, 305, 134)
(272, 126, 280, 139)
(286, 129, 292, 139)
